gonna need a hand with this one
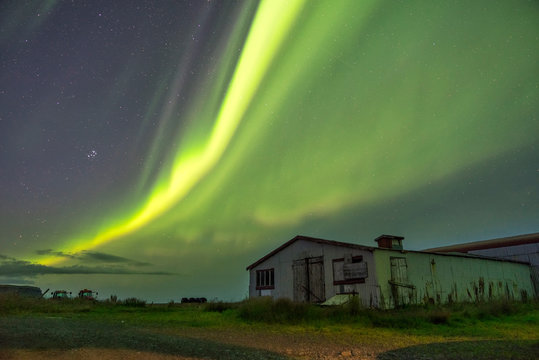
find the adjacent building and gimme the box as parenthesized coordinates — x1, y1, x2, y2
(0, 285, 43, 298)
(426, 232, 539, 297)
(246, 234, 535, 309)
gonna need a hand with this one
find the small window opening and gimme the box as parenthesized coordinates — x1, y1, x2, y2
(256, 268, 275, 290)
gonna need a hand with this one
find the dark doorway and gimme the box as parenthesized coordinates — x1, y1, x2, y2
(293, 256, 325, 303)
(389, 256, 414, 307)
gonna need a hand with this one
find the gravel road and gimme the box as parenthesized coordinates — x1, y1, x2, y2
(1, 315, 537, 360)
(0, 315, 290, 360)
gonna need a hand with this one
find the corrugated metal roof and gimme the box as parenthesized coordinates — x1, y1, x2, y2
(246, 234, 532, 271)
(245, 235, 375, 270)
(424, 232, 539, 253)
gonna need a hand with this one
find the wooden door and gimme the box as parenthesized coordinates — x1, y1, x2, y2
(293, 259, 308, 302)
(293, 257, 325, 303)
(390, 257, 413, 307)
(308, 257, 325, 303)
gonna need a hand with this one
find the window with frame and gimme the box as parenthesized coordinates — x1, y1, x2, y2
(333, 255, 368, 285)
(256, 268, 275, 290)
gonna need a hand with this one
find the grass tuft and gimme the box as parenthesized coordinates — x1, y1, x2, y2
(238, 297, 313, 323)
(1, 292, 537, 336)
(204, 301, 237, 313)
(428, 309, 451, 324)
(121, 297, 147, 307)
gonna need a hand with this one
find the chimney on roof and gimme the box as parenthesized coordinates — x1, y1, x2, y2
(375, 235, 404, 250)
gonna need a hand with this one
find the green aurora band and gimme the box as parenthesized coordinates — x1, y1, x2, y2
(36, 0, 537, 265)
(39, 0, 308, 264)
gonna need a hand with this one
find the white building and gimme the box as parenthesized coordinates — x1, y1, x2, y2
(246, 234, 535, 308)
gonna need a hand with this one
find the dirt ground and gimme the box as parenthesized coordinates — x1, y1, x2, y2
(0, 349, 199, 360)
(0, 315, 537, 360)
(163, 326, 388, 359)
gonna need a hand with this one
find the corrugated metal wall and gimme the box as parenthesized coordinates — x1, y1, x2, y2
(248, 239, 380, 307)
(374, 250, 535, 309)
(249, 240, 535, 309)
(469, 243, 539, 296)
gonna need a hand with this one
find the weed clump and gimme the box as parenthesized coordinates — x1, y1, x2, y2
(238, 297, 312, 323)
(204, 301, 236, 313)
(122, 297, 146, 307)
(0, 293, 96, 314)
(0, 293, 41, 313)
(428, 309, 451, 324)
(237, 297, 467, 327)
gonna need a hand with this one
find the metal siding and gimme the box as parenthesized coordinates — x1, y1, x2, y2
(248, 239, 379, 307)
(251, 241, 536, 308)
(374, 249, 535, 309)
(321, 245, 378, 308)
(470, 243, 539, 264)
(469, 243, 539, 257)
(470, 243, 539, 296)
(530, 253, 539, 265)
(531, 266, 539, 297)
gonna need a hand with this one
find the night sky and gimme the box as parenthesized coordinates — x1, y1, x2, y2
(1, 0, 537, 302)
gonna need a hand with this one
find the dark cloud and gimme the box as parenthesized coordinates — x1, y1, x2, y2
(35, 249, 65, 256)
(77, 251, 152, 266)
(0, 254, 17, 262)
(0, 254, 172, 277)
(35, 249, 152, 266)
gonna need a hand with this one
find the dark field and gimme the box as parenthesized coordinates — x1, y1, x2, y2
(0, 295, 537, 360)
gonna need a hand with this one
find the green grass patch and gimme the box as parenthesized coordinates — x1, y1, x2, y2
(1, 293, 537, 338)
(2, 294, 536, 360)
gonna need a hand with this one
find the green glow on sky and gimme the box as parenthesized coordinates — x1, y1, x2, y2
(39, 0, 307, 264)
(142, 0, 537, 235)
(34, 0, 538, 275)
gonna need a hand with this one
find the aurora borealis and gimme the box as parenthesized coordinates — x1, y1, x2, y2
(1, 0, 538, 302)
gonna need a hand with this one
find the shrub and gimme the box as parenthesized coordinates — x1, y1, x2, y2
(487, 300, 517, 316)
(238, 297, 273, 322)
(455, 300, 523, 320)
(273, 297, 310, 322)
(0, 293, 98, 314)
(0, 293, 39, 313)
(366, 307, 431, 328)
(343, 295, 362, 316)
(429, 309, 451, 324)
(122, 297, 146, 307)
(238, 297, 312, 323)
(204, 301, 236, 313)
